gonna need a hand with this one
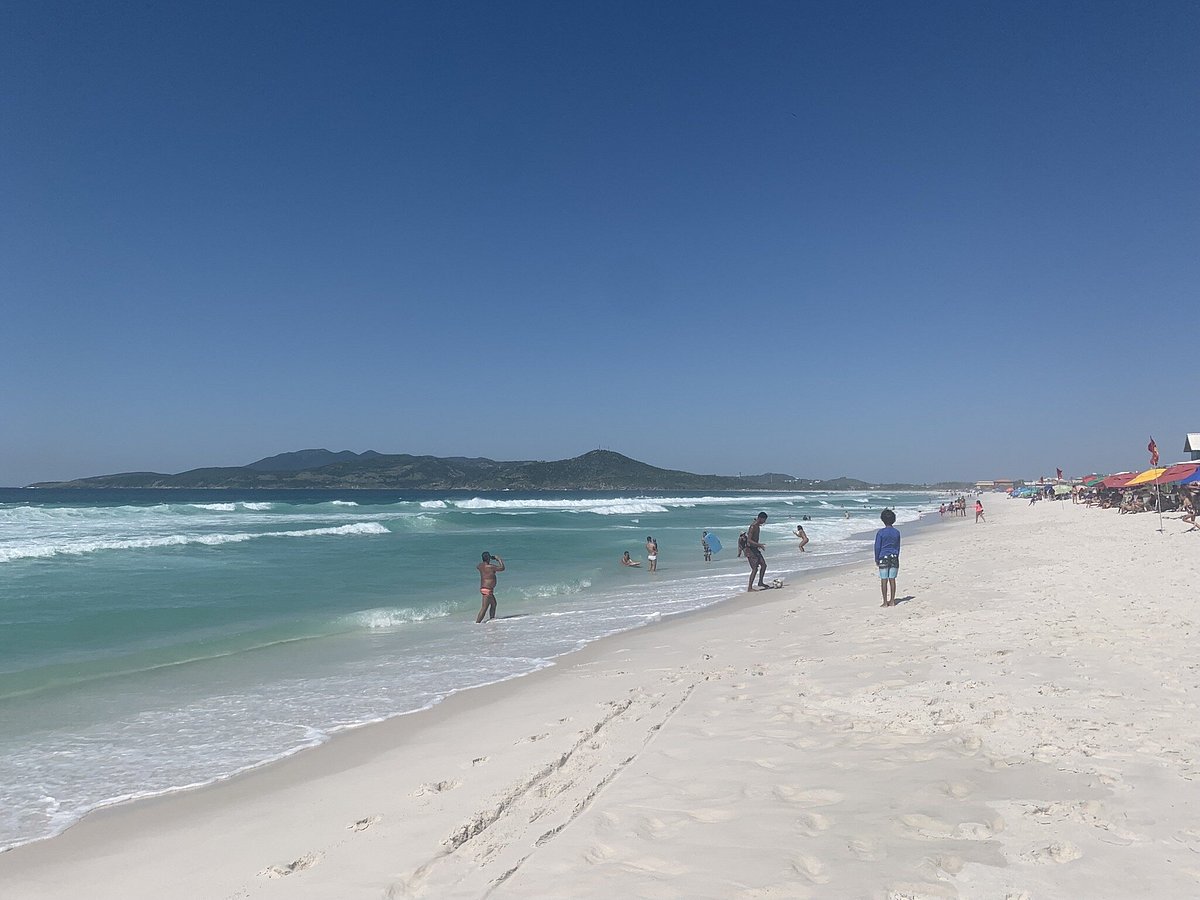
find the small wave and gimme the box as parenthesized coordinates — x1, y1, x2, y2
(454, 498, 670, 515)
(329, 500, 358, 507)
(419, 500, 447, 509)
(516, 579, 592, 601)
(189, 502, 273, 512)
(0, 522, 389, 563)
(347, 604, 454, 630)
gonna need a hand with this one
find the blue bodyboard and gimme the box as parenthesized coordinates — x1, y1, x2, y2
(704, 533, 723, 554)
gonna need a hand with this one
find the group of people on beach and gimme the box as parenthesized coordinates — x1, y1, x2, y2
(1080, 480, 1200, 528)
(939, 497, 970, 517)
(475, 507, 914, 621)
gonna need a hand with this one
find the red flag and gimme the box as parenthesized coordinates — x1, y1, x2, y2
(1148, 437, 1159, 467)
(1056, 467, 1063, 480)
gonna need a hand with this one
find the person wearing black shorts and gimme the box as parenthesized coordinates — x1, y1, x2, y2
(745, 512, 768, 591)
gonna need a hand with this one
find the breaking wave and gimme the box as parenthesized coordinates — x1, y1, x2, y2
(0, 522, 390, 563)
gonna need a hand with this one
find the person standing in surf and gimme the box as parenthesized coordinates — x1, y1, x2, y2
(744, 512, 769, 591)
(793, 524, 809, 552)
(646, 536, 658, 571)
(475, 551, 505, 623)
(701, 531, 712, 562)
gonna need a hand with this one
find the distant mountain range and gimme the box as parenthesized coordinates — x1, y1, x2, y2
(30, 449, 964, 492)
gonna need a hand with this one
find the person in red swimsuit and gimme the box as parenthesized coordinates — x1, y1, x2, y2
(475, 551, 505, 623)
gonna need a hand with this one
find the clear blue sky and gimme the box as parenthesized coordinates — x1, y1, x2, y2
(3, 1, 1196, 486)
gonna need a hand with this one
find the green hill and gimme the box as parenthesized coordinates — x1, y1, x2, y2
(30, 449, 941, 492)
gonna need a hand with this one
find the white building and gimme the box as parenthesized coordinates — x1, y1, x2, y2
(1186, 434, 1200, 462)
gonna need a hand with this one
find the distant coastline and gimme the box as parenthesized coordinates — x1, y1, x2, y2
(28, 448, 969, 492)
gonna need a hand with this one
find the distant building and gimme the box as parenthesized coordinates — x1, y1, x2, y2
(1186, 434, 1200, 461)
(974, 479, 1014, 491)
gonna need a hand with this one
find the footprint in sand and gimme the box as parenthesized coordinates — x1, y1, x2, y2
(1020, 841, 1082, 864)
(896, 813, 955, 839)
(585, 842, 618, 864)
(348, 815, 381, 832)
(517, 732, 549, 744)
(414, 779, 461, 796)
(847, 837, 881, 861)
(261, 851, 322, 878)
(924, 853, 965, 876)
(790, 853, 830, 884)
(795, 812, 831, 836)
(938, 781, 974, 799)
(956, 819, 1004, 839)
(471, 756, 489, 766)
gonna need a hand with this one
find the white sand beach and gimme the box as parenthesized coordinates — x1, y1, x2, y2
(3, 497, 1199, 899)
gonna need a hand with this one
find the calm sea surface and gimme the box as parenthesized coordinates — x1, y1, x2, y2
(0, 487, 939, 849)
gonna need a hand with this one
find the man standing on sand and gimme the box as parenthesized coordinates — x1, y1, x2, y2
(646, 536, 658, 571)
(475, 551, 505, 623)
(745, 512, 769, 591)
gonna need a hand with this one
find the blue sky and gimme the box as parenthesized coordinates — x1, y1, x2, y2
(2, 1, 1196, 486)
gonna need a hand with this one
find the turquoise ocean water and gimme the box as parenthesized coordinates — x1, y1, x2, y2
(0, 487, 938, 849)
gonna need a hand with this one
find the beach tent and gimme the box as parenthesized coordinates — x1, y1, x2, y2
(1126, 468, 1167, 487)
(1150, 462, 1199, 485)
(1180, 469, 1200, 485)
(1100, 472, 1138, 489)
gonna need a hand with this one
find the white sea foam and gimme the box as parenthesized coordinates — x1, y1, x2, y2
(348, 604, 454, 630)
(0, 522, 390, 563)
(516, 578, 593, 601)
(329, 500, 358, 506)
(189, 501, 272, 512)
(419, 500, 448, 509)
(454, 497, 673, 515)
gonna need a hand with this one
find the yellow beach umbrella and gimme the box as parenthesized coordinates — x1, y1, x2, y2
(1126, 467, 1166, 486)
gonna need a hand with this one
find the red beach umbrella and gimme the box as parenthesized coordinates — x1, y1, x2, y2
(1099, 472, 1138, 489)
(1152, 462, 1200, 485)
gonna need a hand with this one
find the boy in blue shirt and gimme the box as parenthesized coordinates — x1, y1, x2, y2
(874, 509, 901, 607)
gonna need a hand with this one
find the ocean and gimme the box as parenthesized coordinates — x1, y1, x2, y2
(0, 487, 939, 850)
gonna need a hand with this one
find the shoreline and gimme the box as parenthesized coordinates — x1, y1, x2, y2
(9, 497, 1194, 897)
(0, 499, 943, 855)
(2, 510, 932, 856)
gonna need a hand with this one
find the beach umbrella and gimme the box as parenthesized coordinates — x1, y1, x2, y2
(1126, 467, 1167, 487)
(1099, 472, 1137, 489)
(1082, 476, 1105, 487)
(1052, 484, 1071, 496)
(1152, 462, 1199, 485)
(1175, 468, 1200, 485)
